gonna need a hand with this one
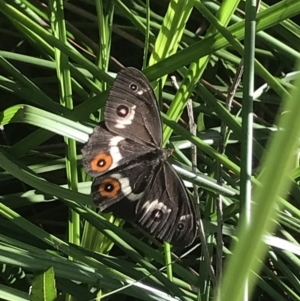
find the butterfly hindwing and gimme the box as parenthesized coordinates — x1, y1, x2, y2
(135, 161, 197, 247)
(90, 160, 158, 221)
(89, 158, 196, 247)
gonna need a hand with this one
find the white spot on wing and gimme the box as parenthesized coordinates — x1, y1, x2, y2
(140, 200, 171, 220)
(109, 136, 124, 146)
(112, 174, 132, 196)
(179, 215, 189, 221)
(108, 136, 124, 170)
(115, 123, 125, 129)
(115, 105, 136, 129)
(111, 173, 144, 201)
(143, 199, 158, 212)
(127, 191, 144, 201)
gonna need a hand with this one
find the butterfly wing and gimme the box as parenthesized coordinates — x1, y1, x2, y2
(82, 122, 154, 177)
(82, 67, 197, 247)
(82, 122, 163, 221)
(135, 161, 197, 247)
(89, 160, 159, 221)
(104, 67, 162, 147)
(88, 159, 196, 247)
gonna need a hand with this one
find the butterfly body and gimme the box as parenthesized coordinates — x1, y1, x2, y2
(82, 67, 197, 247)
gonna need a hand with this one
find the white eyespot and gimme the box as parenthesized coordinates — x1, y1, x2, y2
(115, 105, 136, 129)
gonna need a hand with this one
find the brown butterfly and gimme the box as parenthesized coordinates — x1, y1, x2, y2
(82, 67, 197, 247)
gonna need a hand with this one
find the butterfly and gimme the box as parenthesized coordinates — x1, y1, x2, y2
(82, 67, 197, 247)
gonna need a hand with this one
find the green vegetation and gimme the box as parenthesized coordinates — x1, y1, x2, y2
(1, 0, 300, 300)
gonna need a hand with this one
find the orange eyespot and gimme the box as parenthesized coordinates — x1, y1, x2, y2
(99, 177, 121, 198)
(90, 152, 112, 172)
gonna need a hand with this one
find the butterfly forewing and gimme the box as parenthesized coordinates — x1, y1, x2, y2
(104, 67, 162, 147)
(82, 122, 153, 177)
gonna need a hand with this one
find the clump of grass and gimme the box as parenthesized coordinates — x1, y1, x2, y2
(1, 1, 300, 301)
